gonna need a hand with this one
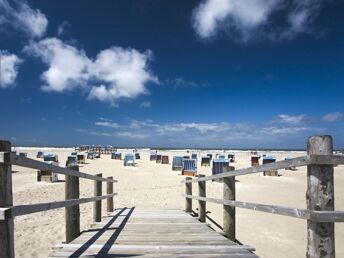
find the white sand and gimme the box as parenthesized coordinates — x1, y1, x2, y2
(10, 148, 344, 258)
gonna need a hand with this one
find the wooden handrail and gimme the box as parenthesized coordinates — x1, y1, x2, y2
(0, 140, 118, 257)
(0, 193, 118, 220)
(182, 135, 342, 258)
(10, 153, 117, 183)
(182, 154, 344, 183)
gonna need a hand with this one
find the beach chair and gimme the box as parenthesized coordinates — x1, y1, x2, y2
(172, 156, 183, 171)
(115, 153, 122, 160)
(124, 153, 135, 166)
(217, 154, 226, 159)
(36, 151, 44, 158)
(201, 156, 210, 166)
(227, 153, 235, 162)
(191, 153, 197, 160)
(251, 155, 260, 166)
(77, 154, 85, 164)
(156, 154, 162, 163)
(212, 158, 230, 182)
(150, 153, 157, 161)
(87, 152, 95, 159)
(135, 153, 141, 159)
(38, 154, 58, 183)
(161, 155, 169, 164)
(111, 152, 116, 159)
(66, 155, 77, 167)
(182, 159, 197, 176)
(263, 156, 278, 176)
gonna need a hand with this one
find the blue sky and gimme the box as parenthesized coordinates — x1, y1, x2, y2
(0, 0, 343, 149)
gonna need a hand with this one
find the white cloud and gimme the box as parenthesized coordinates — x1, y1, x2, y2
(0, 50, 22, 88)
(140, 101, 151, 108)
(24, 38, 158, 105)
(322, 112, 344, 122)
(192, 0, 324, 41)
(166, 77, 199, 88)
(85, 117, 319, 147)
(0, 0, 48, 38)
(57, 21, 70, 36)
(276, 114, 307, 124)
(88, 47, 158, 105)
(95, 121, 120, 128)
(24, 38, 91, 92)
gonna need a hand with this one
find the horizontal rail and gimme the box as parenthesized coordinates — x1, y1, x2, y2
(0, 193, 117, 220)
(183, 155, 344, 183)
(10, 153, 117, 183)
(183, 195, 344, 222)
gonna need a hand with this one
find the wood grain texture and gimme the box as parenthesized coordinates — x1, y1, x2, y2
(49, 208, 257, 258)
(0, 141, 14, 258)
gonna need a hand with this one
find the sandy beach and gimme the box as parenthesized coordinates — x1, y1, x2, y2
(9, 148, 344, 258)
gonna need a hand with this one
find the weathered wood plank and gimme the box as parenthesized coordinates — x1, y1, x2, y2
(50, 208, 258, 258)
(10, 153, 117, 183)
(0, 141, 14, 258)
(307, 135, 335, 258)
(183, 154, 344, 183)
(0, 193, 117, 219)
(183, 194, 309, 220)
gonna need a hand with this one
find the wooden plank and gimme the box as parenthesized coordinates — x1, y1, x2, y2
(65, 165, 80, 243)
(185, 177, 192, 212)
(10, 153, 117, 183)
(0, 193, 117, 219)
(198, 174, 206, 222)
(49, 208, 258, 258)
(183, 154, 344, 184)
(0, 141, 14, 258)
(307, 135, 335, 258)
(94, 173, 102, 222)
(106, 176, 114, 212)
(183, 156, 310, 183)
(223, 174, 235, 241)
(52, 243, 256, 252)
(183, 194, 309, 220)
(310, 211, 344, 222)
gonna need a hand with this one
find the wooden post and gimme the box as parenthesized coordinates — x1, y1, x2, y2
(223, 166, 235, 241)
(65, 165, 80, 243)
(185, 177, 192, 213)
(307, 135, 335, 258)
(94, 173, 102, 222)
(107, 176, 114, 213)
(0, 141, 14, 258)
(198, 174, 206, 222)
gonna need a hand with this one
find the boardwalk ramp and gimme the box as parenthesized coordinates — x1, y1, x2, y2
(50, 208, 257, 257)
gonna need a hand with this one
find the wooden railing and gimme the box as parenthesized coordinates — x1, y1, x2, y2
(182, 135, 344, 258)
(0, 140, 118, 258)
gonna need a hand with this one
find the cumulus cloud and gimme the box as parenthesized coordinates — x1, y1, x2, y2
(24, 38, 158, 105)
(322, 112, 344, 122)
(24, 38, 91, 92)
(88, 47, 158, 104)
(0, 0, 48, 38)
(0, 50, 22, 88)
(192, 0, 324, 41)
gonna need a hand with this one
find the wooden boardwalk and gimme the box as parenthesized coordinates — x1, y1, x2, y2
(49, 208, 257, 258)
